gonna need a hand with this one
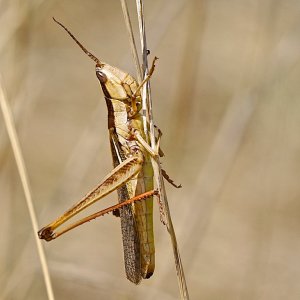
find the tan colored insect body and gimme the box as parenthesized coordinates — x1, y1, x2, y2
(38, 19, 158, 284)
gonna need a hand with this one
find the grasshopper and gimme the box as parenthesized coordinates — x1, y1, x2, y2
(38, 18, 162, 284)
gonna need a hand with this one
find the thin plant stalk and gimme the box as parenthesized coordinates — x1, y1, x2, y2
(120, 0, 142, 82)
(120, 1, 189, 299)
(0, 77, 55, 300)
(136, 2, 189, 299)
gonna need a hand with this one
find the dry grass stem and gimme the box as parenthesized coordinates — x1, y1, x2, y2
(135, 2, 189, 299)
(120, 0, 142, 82)
(120, 1, 189, 298)
(0, 77, 55, 300)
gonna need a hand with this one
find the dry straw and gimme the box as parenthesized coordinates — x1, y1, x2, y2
(120, 1, 190, 299)
(0, 78, 55, 300)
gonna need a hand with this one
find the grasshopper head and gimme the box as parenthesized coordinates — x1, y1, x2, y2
(96, 63, 142, 116)
(52, 18, 142, 116)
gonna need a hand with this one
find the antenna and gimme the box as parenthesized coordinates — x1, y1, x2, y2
(53, 17, 102, 66)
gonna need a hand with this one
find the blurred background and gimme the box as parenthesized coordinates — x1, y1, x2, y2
(1, 0, 300, 299)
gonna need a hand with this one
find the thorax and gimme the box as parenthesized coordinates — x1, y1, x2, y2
(107, 98, 145, 157)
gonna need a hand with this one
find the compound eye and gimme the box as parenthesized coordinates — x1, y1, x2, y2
(96, 71, 107, 83)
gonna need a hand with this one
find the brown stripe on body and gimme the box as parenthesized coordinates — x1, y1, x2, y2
(107, 101, 142, 284)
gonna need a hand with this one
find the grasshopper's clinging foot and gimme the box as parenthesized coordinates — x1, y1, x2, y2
(132, 129, 160, 158)
(132, 56, 158, 99)
(153, 125, 164, 157)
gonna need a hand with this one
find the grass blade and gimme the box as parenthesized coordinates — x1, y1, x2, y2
(120, 1, 189, 298)
(120, 0, 142, 82)
(135, 2, 189, 299)
(0, 76, 55, 300)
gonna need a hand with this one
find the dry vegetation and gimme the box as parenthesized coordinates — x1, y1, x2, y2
(1, 0, 300, 299)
